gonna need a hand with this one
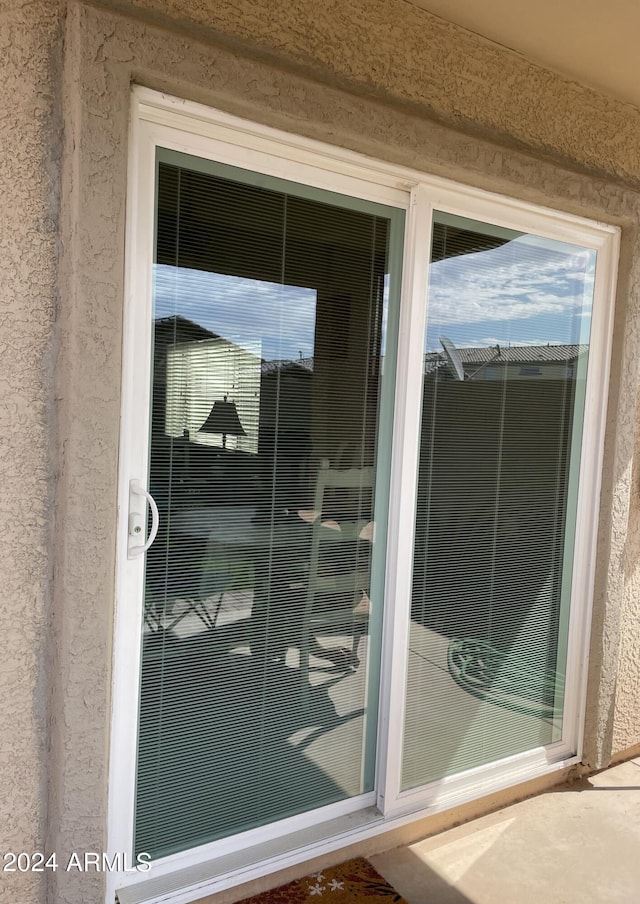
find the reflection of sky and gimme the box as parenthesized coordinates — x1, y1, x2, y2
(154, 233, 596, 363)
(426, 236, 596, 351)
(154, 265, 317, 361)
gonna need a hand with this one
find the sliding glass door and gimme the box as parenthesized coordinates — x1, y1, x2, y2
(135, 151, 403, 859)
(401, 212, 596, 789)
(112, 95, 616, 901)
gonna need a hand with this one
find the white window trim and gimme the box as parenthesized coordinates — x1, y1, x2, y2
(107, 86, 619, 904)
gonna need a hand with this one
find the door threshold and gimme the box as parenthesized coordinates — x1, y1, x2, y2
(115, 750, 576, 904)
(116, 807, 384, 904)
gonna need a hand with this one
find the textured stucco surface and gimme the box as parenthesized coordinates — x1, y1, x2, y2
(612, 355, 640, 751)
(2, 1, 640, 902)
(0, 3, 63, 904)
(97, 0, 640, 186)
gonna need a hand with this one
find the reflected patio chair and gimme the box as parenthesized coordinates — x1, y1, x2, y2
(185, 560, 228, 631)
(298, 465, 375, 686)
(144, 537, 227, 636)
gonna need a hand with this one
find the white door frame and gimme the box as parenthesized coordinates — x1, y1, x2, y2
(106, 87, 619, 904)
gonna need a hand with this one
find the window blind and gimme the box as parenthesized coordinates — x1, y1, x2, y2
(136, 154, 400, 859)
(401, 213, 596, 790)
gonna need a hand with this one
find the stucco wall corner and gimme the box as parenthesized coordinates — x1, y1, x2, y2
(47, 4, 133, 903)
(611, 260, 640, 755)
(0, 2, 65, 903)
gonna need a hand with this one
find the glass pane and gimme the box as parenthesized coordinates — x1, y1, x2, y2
(402, 211, 596, 790)
(135, 154, 400, 858)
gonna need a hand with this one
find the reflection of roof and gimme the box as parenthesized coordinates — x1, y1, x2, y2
(425, 343, 586, 374)
(154, 314, 217, 343)
(261, 356, 314, 375)
(458, 344, 586, 364)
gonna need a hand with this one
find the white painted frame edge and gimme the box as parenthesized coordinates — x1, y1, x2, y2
(135, 88, 619, 244)
(106, 103, 158, 904)
(568, 229, 620, 759)
(376, 184, 434, 813)
(107, 85, 620, 903)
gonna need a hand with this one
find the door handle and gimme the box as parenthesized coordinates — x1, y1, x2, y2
(128, 479, 159, 559)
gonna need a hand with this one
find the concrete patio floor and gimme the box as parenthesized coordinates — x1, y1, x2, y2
(371, 756, 640, 903)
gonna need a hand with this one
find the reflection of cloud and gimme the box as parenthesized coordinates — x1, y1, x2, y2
(424, 238, 596, 354)
(428, 241, 595, 331)
(154, 265, 317, 361)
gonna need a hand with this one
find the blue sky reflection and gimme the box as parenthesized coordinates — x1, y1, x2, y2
(154, 231, 596, 364)
(426, 235, 596, 351)
(154, 265, 317, 361)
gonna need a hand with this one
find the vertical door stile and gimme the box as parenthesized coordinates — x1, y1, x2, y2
(563, 228, 619, 761)
(377, 185, 434, 813)
(108, 115, 158, 884)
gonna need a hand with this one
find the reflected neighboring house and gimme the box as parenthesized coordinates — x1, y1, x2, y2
(259, 356, 314, 450)
(155, 317, 314, 457)
(152, 314, 218, 440)
(259, 357, 314, 507)
(427, 343, 587, 382)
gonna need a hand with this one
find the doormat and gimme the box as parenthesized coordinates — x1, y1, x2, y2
(237, 857, 407, 903)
